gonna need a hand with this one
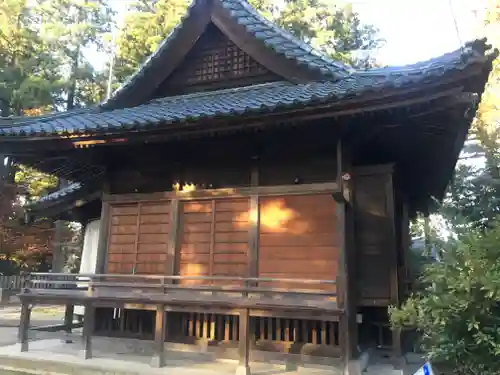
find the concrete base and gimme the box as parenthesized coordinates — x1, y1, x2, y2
(79, 349, 92, 360)
(150, 355, 165, 368)
(234, 365, 251, 375)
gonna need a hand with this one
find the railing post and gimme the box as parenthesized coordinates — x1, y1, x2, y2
(151, 303, 166, 368)
(18, 301, 31, 352)
(64, 304, 74, 334)
(236, 308, 251, 375)
(80, 302, 95, 359)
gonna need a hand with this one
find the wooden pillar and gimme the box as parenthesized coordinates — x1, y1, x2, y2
(387, 180, 402, 364)
(64, 304, 74, 333)
(248, 164, 259, 281)
(18, 301, 31, 352)
(95, 201, 110, 274)
(166, 199, 180, 278)
(236, 308, 251, 375)
(335, 140, 359, 374)
(81, 303, 95, 359)
(52, 220, 66, 273)
(151, 304, 166, 367)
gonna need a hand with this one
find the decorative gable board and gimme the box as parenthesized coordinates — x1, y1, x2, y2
(152, 23, 281, 97)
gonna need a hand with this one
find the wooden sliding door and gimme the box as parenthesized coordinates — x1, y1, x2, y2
(178, 198, 250, 285)
(258, 194, 338, 290)
(106, 201, 171, 274)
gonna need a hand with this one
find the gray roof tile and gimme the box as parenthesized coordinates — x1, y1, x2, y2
(0, 39, 494, 138)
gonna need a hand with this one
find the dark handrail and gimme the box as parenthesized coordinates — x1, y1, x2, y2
(26, 272, 337, 298)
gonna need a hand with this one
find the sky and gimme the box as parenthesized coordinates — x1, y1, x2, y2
(100, 0, 489, 68)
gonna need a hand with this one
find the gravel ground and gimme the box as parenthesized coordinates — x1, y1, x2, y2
(0, 305, 65, 328)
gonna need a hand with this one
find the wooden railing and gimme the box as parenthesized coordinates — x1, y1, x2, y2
(24, 273, 338, 302)
(0, 275, 27, 290)
(18, 272, 342, 370)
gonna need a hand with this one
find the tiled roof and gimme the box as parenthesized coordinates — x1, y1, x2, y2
(0, 39, 494, 138)
(101, 0, 353, 108)
(37, 182, 82, 203)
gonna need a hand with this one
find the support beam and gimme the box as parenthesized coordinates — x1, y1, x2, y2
(80, 303, 95, 359)
(336, 140, 359, 374)
(236, 309, 251, 375)
(18, 302, 31, 352)
(151, 304, 166, 368)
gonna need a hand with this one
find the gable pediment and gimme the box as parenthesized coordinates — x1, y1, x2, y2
(152, 23, 281, 97)
(102, 0, 354, 110)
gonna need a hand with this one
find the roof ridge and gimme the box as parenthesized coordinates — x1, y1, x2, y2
(233, 0, 352, 72)
(148, 81, 293, 104)
(219, 0, 354, 78)
(0, 107, 97, 128)
(354, 38, 495, 77)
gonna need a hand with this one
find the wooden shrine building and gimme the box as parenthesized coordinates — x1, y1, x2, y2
(0, 0, 496, 373)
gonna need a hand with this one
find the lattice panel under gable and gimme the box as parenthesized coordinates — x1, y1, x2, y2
(154, 23, 281, 96)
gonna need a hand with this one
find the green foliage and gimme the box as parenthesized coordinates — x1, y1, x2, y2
(0, 0, 64, 116)
(113, 0, 190, 84)
(437, 0, 500, 232)
(390, 225, 500, 375)
(274, 0, 383, 67)
(15, 164, 58, 200)
(36, 0, 114, 109)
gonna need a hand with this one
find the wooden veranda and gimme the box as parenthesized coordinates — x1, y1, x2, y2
(18, 273, 346, 371)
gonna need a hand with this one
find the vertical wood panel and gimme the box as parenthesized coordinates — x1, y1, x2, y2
(209, 200, 216, 283)
(248, 195, 259, 279)
(133, 203, 142, 274)
(258, 194, 338, 290)
(168, 199, 180, 277)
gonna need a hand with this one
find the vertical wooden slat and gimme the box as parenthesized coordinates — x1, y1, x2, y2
(321, 321, 327, 345)
(18, 301, 31, 352)
(167, 199, 180, 278)
(210, 314, 215, 340)
(259, 317, 265, 340)
(329, 321, 335, 346)
(188, 313, 194, 337)
(209, 200, 216, 283)
(276, 318, 282, 341)
(217, 315, 224, 341)
(300, 320, 307, 343)
(311, 322, 317, 345)
(284, 319, 290, 342)
(195, 313, 201, 339)
(202, 313, 209, 339)
(237, 309, 250, 375)
(224, 315, 230, 341)
(233, 315, 239, 341)
(151, 304, 166, 368)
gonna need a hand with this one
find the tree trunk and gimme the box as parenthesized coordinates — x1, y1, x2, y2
(66, 45, 80, 111)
